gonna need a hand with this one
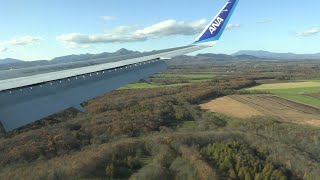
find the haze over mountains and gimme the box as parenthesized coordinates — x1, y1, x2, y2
(233, 50, 320, 60)
(0, 58, 23, 65)
(0, 49, 140, 70)
(1, 49, 320, 68)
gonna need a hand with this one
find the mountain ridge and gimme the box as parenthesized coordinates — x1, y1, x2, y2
(1, 49, 320, 67)
(233, 50, 320, 59)
(0, 58, 23, 65)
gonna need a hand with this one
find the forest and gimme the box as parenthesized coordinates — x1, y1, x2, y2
(1, 59, 320, 179)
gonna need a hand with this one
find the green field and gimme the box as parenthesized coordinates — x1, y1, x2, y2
(248, 81, 320, 107)
(308, 79, 320, 83)
(121, 82, 189, 90)
(121, 72, 216, 90)
(249, 82, 320, 90)
(157, 73, 216, 79)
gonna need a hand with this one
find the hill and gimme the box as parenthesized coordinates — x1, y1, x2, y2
(0, 58, 23, 65)
(0, 49, 140, 70)
(51, 48, 140, 64)
(196, 53, 234, 60)
(233, 50, 320, 60)
(2, 49, 320, 70)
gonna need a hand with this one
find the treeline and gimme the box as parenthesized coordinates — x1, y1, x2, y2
(2, 123, 318, 179)
(227, 117, 320, 179)
(0, 78, 255, 168)
(1, 76, 319, 179)
(203, 141, 288, 179)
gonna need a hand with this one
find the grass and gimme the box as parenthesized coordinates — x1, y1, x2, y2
(140, 156, 153, 166)
(273, 93, 320, 107)
(266, 87, 320, 94)
(267, 87, 320, 107)
(176, 121, 197, 131)
(120, 73, 216, 90)
(157, 73, 216, 79)
(120, 82, 190, 90)
(310, 93, 320, 99)
(121, 83, 160, 89)
(248, 81, 320, 107)
(248, 82, 320, 90)
(307, 79, 320, 83)
(121, 72, 217, 90)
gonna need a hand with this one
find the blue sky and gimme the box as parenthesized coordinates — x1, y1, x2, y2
(0, 0, 320, 61)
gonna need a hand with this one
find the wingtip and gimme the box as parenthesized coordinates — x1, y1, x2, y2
(192, 0, 239, 45)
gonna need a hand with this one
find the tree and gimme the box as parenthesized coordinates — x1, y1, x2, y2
(106, 163, 115, 178)
(229, 169, 237, 179)
(303, 172, 313, 180)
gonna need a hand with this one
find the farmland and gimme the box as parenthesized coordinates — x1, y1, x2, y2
(249, 81, 320, 90)
(122, 72, 216, 89)
(200, 96, 264, 118)
(248, 81, 320, 107)
(156, 73, 216, 79)
(121, 82, 188, 89)
(1, 58, 320, 179)
(201, 94, 320, 127)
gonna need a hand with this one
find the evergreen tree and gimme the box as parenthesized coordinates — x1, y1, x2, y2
(229, 168, 237, 179)
(106, 163, 114, 178)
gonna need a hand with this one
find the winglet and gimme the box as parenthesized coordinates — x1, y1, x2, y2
(193, 0, 239, 45)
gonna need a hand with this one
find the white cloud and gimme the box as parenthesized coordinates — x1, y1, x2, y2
(57, 19, 207, 46)
(105, 25, 139, 34)
(226, 23, 241, 30)
(0, 47, 7, 53)
(257, 18, 273, 24)
(101, 16, 117, 21)
(0, 36, 42, 53)
(134, 19, 206, 37)
(296, 28, 320, 37)
(6, 36, 42, 46)
(57, 33, 147, 48)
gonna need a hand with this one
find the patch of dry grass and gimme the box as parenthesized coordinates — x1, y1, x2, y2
(249, 82, 320, 90)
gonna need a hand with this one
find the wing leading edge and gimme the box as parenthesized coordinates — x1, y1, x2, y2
(0, 0, 238, 131)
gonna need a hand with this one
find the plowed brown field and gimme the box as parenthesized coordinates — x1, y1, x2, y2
(200, 94, 320, 127)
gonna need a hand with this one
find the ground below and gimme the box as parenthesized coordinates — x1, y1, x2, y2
(201, 94, 320, 127)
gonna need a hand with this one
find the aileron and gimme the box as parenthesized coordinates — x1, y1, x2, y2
(0, 0, 239, 132)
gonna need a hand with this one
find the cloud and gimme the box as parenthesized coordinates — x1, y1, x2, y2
(134, 19, 206, 37)
(0, 36, 42, 54)
(296, 28, 320, 37)
(257, 18, 273, 24)
(57, 19, 207, 46)
(101, 16, 117, 21)
(226, 23, 241, 30)
(57, 33, 147, 47)
(7, 36, 42, 46)
(105, 25, 139, 34)
(0, 47, 7, 53)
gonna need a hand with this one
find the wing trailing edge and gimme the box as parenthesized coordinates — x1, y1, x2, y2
(0, 0, 239, 132)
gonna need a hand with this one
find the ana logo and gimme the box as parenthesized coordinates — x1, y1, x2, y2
(209, 17, 224, 34)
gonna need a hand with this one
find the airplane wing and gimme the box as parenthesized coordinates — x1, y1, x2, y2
(0, 0, 239, 131)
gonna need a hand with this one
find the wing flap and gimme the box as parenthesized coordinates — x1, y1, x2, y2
(0, 60, 168, 131)
(0, 0, 239, 131)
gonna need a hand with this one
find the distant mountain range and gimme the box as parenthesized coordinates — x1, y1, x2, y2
(1, 49, 319, 68)
(196, 53, 262, 60)
(51, 48, 140, 64)
(233, 50, 320, 60)
(0, 58, 23, 65)
(0, 48, 140, 70)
